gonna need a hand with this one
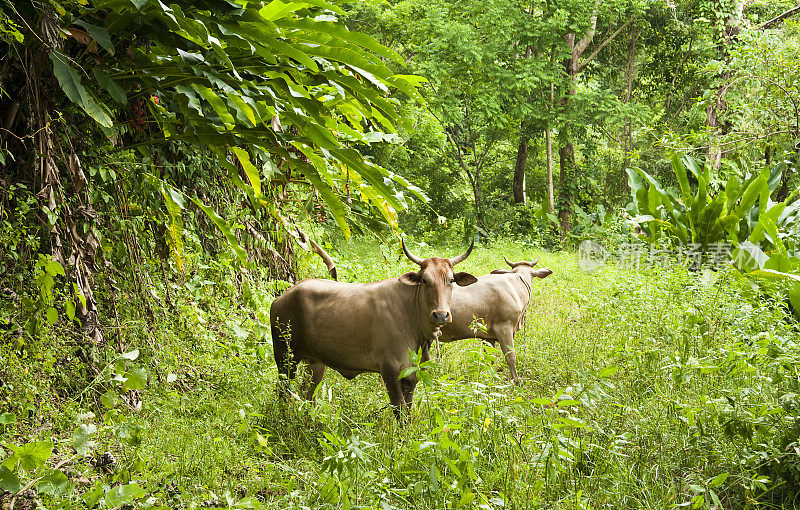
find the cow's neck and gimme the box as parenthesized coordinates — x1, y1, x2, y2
(517, 272, 533, 296)
(415, 284, 440, 344)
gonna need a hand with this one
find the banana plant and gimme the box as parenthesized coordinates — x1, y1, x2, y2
(627, 153, 800, 318)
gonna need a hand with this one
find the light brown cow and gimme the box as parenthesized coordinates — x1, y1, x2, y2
(439, 257, 552, 384)
(270, 240, 477, 417)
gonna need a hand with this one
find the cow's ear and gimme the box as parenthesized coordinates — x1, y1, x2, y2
(399, 272, 422, 286)
(533, 268, 553, 279)
(490, 269, 512, 275)
(454, 271, 478, 286)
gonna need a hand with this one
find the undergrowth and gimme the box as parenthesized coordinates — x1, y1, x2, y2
(1, 239, 799, 509)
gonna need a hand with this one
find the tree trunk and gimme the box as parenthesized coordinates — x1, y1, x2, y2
(558, 141, 576, 236)
(706, 0, 744, 170)
(471, 169, 483, 229)
(609, 27, 639, 200)
(557, 49, 578, 237)
(513, 122, 528, 204)
(546, 126, 555, 214)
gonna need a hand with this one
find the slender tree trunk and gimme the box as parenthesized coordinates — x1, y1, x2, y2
(610, 27, 639, 200)
(557, 49, 579, 237)
(512, 40, 534, 205)
(513, 121, 528, 204)
(706, 0, 744, 170)
(546, 126, 555, 214)
(471, 168, 483, 229)
(558, 139, 576, 236)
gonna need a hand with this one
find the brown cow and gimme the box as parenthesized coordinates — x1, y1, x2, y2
(270, 240, 478, 417)
(439, 257, 552, 384)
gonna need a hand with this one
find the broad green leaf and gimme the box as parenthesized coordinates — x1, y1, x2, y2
(234, 496, 266, 509)
(73, 20, 114, 54)
(105, 482, 146, 508)
(50, 52, 114, 127)
(92, 69, 127, 104)
(761, 215, 786, 255)
(0, 413, 16, 425)
(35, 468, 72, 496)
(123, 366, 148, 390)
(597, 366, 619, 378)
(6, 441, 53, 471)
(764, 252, 791, 273)
(46, 307, 58, 325)
(191, 197, 248, 263)
(708, 472, 728, 488)
(120, 349, 139, 361)
(83, 93, 114, 128)
(193, 84, 236, 129)
(65, 299, 76, 321)
(398, 367, 418, 379)
(0, 466, 21, 493)
(260, 33, 319, 72)
(45, 259, 65, 276)
(789, 284, 800, 320)
(232, 147, 262, 197)
(73, 423, 97, 457)
(227, 93, 257, 127)
(281, 18, 403, 64)
(724, 175, 740, 213)
(50, 51, 89, 107)
(100, 390, 119, 409)
(736, 172, 767, 218)
(672, 153, 692, 203)
(758, 167, 771, 217)
(750, 269, 800, 283)
(260, 0, 304, 21)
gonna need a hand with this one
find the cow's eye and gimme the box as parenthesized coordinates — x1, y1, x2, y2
(421, 278, 429, 285)
(449, 278, 456, 284)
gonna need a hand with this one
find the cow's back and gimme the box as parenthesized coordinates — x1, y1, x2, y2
(270, 278, 418, 374)
(441, 273, 527, 341)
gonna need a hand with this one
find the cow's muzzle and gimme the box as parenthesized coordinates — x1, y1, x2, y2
(431, 310, 451, 325)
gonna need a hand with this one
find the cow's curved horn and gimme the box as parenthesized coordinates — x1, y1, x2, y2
(530, 257, 540, 267)
(401, 239, 424, 266)
(504, 256, 516, 268)
(449, 238, 475, 266)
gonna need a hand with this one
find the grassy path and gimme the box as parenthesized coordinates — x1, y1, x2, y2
(3, 240, 798, 509)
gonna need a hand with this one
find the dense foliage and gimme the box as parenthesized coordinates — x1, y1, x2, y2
(2, 0, 800, 508)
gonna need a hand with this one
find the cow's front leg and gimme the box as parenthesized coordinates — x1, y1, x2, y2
(496, 328, 520, 385)
(400, 371, 419, 408)
(380, 369, 408, 420)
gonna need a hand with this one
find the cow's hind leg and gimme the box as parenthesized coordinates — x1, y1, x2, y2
(302, 361, 326, 401)
(380, 369, 408, 420)
(496, 327, 520, 385)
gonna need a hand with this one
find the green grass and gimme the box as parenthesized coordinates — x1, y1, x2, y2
(2, 238, 799, 509)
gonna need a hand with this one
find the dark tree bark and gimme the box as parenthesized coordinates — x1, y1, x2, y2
(558, 140, 576, 236)
(706, 1, 744, 170)
(556, 9, 631, 237)
(513, 122, 529, 204)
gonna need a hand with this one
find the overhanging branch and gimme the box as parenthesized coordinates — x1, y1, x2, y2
(759, 4, 800, 29)
(577, 18, 635, 71)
